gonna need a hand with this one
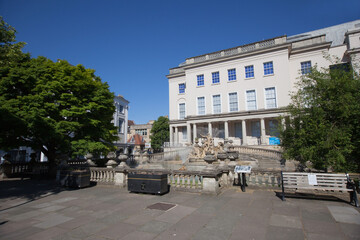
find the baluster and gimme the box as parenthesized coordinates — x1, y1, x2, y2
(176, 174, 180, 188)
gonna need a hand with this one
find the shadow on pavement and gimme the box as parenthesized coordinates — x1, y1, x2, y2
(0, 178, 95, 212)
(274, 191, 350, 205)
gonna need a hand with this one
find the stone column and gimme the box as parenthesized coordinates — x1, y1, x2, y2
(224, 121, 229, 139)
(175, 127, 178, 144)
(193, 124, 197, 142)
(242, 120, 247, 145)
(208, 122, 212, 137)
(281, 117, 286, 131)
(169, 126, 173, 146)
(260, 118, 267, 145)
(187, 122, 191, 144)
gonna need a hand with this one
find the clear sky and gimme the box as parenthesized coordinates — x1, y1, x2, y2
(1, 0, 359, 124)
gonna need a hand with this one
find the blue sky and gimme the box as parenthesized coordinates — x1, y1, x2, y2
(1, 0, 359, 124)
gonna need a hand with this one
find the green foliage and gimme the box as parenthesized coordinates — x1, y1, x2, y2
(0, 16, 29, 66)
(0, 18, 117, 164)
(280, 63, 360, 172)
(150, 116, 169, 152)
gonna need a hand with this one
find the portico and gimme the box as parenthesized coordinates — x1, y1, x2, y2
(169, 108, 286, 146)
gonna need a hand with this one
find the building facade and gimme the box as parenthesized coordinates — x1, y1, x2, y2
(128, 120, 154, 144)
(167, 20, 360, 147)
(113, 95, 130, 147)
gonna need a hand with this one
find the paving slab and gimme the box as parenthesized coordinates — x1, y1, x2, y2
(2, 179, 360, 240)
(327, 205, 360, 224)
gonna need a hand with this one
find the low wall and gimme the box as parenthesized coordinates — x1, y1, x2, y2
(89, 166, 282, 194)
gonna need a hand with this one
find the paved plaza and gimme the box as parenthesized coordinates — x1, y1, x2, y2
(0, 179, 360, 240)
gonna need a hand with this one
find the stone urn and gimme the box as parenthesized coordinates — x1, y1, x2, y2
(85, 153, 96, 166)
(226, 151, 239, 161)
(203, 152, 217, 165)
(217, 152, 228, 166)
(117, 153, 128, 167)
(106, 152, 117, 168)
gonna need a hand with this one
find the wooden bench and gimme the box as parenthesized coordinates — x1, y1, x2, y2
(281, 171, 359, 207)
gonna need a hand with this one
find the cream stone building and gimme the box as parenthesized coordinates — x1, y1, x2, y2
(113, 95, 129, 147)
(128, 120, 154, 144)
(167, 20, 360, 147)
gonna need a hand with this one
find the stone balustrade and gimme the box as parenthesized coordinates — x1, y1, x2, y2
(232, 146, 282, 160)
(90, 167, 115, 184)
(1, 162, 49, 178)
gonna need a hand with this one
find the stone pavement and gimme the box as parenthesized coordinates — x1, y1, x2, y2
(0, 179, 360, 240)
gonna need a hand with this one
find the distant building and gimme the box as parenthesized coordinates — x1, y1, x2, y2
(128, 120, 154, 144)
(167, 20, 360, 147)
(127, 133, 146, 151)
(112, 95, 130, 151)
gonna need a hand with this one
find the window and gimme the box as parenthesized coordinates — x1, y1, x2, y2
(179, 103, 186, 119)
(263, 62, 274, 75)
(197, 97, 205, 115)
(182, 127, 187, 140)
(212, 72, 220, 84)
(118, 119, 124, 133)
(229, 92, 238, 112)
(197, 74, 204, 86)
(251, 121, 260, 137)
(235, 122, 242, 138)
(246, 90, 257, 110)
(212, 95, 221, 114)
(265, 87, 277, 108)
(179, 83, 185, 94)
(301, 61, 311, 75)
(135, 129, 147, 136)
(119, 105, 124, 113)
(228, 69, 236, 81)
(245, 65, 254, 78)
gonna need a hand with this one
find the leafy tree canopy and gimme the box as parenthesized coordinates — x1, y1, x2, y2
(280, 61, 360, 172)
(0, 18, 117, 166)
(0, 16, 29, 66)
(150, 116, 169, 152)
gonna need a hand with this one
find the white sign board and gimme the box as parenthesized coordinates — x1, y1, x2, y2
(234, 165, 252, 173)
(145, 143, 151, 149)
(307, 173, 318, 185)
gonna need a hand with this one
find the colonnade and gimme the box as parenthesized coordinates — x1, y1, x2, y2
(169, 117, 282, 146)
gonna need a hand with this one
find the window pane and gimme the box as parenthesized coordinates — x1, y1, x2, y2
(179, 83, 185, 94)
(179, 103, 186, 119)
(263, 61, 274, 75)
(228, 69, 236, 81)
(198, 97, 205, 115)
(213, 95, 221, 114)
(246, 90, 257, 110)
(245, 65, 254, 78)
(212, 72, 220, 84)
(301, 61, 311, 75)
(265, 87, 277, 108)
(229, 92, 238, 112)
(197, 74, 204, 86)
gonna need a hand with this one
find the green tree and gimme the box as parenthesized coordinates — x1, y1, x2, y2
(150, 116, 169, 152)
(0, 18, 117, 172)
(280, 63, 360, 172)
(0, 16, 29, 66)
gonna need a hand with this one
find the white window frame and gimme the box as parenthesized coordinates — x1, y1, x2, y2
(197, 96, 206, 115)
(245, 89, 257, 111)
(212, 94, 221, 114)
(264, 87, 277, 109)
(178, 103, 186, 120)
(228, 92, 238, 112)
